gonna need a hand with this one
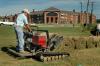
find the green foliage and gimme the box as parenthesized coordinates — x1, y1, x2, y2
(96, 19, 100, 23)
(81, 23, 97, 32)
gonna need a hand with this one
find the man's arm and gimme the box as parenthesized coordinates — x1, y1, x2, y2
(25, 24, 32, 32)
(23, 14, 32, 32)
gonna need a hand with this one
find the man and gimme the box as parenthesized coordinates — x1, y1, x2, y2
(14, 9, 32, 53)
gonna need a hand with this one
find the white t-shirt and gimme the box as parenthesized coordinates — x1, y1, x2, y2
(14, 13, 28, 27)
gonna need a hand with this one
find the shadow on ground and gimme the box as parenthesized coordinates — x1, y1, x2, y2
(1, 46, 42, 62)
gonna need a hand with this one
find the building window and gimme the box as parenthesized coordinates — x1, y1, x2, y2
(47, 12, 58, 16)
(51, 17, 53, 23)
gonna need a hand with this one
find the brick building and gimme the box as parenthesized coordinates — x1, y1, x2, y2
(7, 7, 96, 24)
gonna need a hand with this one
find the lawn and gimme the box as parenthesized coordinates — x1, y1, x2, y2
(37, 24, 91, 36)
(0, 24, 100, 66)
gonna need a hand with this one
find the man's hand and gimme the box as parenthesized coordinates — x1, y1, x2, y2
(25, 24, 32, 32)
(28, 29, 32, 32)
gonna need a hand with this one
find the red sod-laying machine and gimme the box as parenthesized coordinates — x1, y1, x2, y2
(7, 26, 70, 62)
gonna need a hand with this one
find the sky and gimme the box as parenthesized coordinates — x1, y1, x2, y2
(0, 0, 100, 19)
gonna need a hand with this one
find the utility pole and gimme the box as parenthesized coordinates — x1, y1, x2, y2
(80, 2, 83, 24)
(80, 2, 83, 13)
(90, 2, 95, 23)
(73, 9, 75, 27)
(86, 0, 90, 25)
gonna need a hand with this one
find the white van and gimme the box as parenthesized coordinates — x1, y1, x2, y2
(0, 21, 14, 26)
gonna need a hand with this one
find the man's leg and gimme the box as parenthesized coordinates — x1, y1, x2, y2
(14, 27, 19, 51)
(15, 27, 24, 52)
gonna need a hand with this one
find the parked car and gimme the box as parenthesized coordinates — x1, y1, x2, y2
(0, 21, 14, 26)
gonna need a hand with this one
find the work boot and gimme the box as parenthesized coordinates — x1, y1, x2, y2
(19, 50, 30, 54)
(19, 50, 25, 54)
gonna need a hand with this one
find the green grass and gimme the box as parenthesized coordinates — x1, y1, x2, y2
(0, 26, 16, 48)
(37, 24, 91, 36)
(0, 25, 100, 66)
(39, 27, 90, 36)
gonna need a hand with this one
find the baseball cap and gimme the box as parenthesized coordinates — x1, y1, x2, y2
(23, 9, 30, 14)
